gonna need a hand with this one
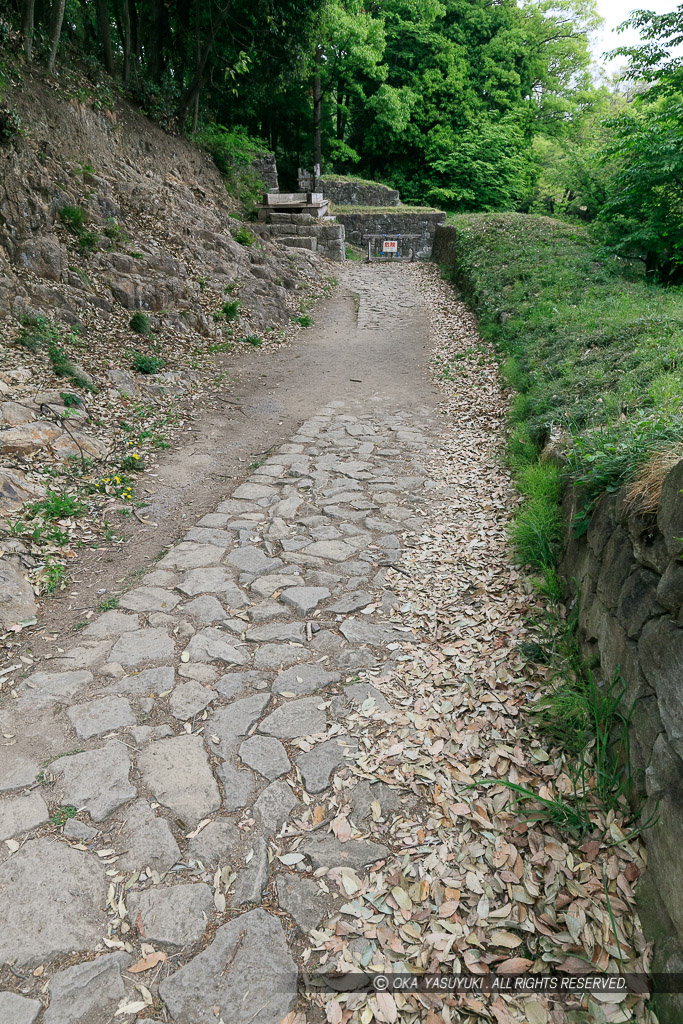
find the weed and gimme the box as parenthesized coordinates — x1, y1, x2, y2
(78, 230, 99, 254)
(129, 311, 152, 335)
(233, 227, 254, 246)
(15, 315, 60, 353)
(510, 493, 562, 570)
(60, 392, 82, 408)
(103, 218, 129, 246)
(295, 315, 313, 328)
(50, 806, 78, 826)
(120, 452, 144, 471)
(249, 459, 265, 470)
(132, 352, 164, 374)
(59, 204, 87, 232)
(47, 343, 94, 390)
(42, 560, 67, 593)
(345, 244, 364, 261)
(27, 490, 85, 521)
(98, 596, 119, 612)
(221, 299, 241, 320)
(242, 335, 262, 347)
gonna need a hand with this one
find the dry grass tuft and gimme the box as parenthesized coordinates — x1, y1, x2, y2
(624, 445, 683, 514)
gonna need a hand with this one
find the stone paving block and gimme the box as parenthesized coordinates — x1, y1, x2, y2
(276, 873, 329, 933)
(209, 694, 271, 758)
(63, 817, 99, 841)
(245, 622, 306, 643)
(129, 883, 213, 947)
(82, 610, 140, 637)
(298, 833, 389, 871)
(296, 737, 354, 793)
(18, 669, 92, 709)
(182, 595, 226, 623)
(119, 587, 181, 612)
(225, 547, 283, 575)
(330, 681, 391, 716)
(239, 734, 290, 780)
(218, 762, 260, 811)
(272, 664, 340, 696)
(232, 836, 269, 905)
(138, 735, 220, 827)
(67, 695, 135, 738)
(0, 992, 41, 1024)
(253, 643, 310, 670)
(43, 951, 131, 1024)
(183, 627, 249, 665)
(0, 790, 49, 841)
(176, 567, 249, 604)
(339, 618, 401, 646)
(114, 799, 180, 872)
(259, 696, 326, 739)
(187, 819, 244, 867)
(253, 779, 298, 835)
(169, 680, 217, 720)
(0, 750, 40, 793)
(250, 572, 302, 597)
(330, 590, 373, 613)
(109, 628, 174, 667)
(58, 739, 136, 821)
(105, 665, 175, 695)
(158, 542, 225, 570)
(279, 586, 331, 615)
(159, 908, 296, 1024)
(0, 837, 106, 964)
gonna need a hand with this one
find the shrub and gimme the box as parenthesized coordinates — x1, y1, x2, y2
(59, 205, 88, 232)
(15, 315, 60, 353)
(47, 343, 94, 389)
(78, 230, 99, 253)
(233, 227, 255, 246)
(132, 352, 164, 374)
(296, 315, 313, 327)
(129, 312, 152, 335)
(0, 105, 23, 142)
(221, 300, 241, 320)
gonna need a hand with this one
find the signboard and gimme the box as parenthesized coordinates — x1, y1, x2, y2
(382, 239, 398, 253)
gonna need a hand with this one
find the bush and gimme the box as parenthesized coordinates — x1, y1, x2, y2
(221, 300, 241, 320)
(193, 124, 268, 209)
(59, 205, 88, 232)
(233, 227, 255, 247)
(129, 312, 152, 335)
(132, 352, 164, 374)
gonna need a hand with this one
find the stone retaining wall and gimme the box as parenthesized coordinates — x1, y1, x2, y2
(560, 461, 683, 1023)
(253, 212, 345, 262)
(336, 210, 446, 259)
(251, 153, 279, 193)
(320, 177, 400, 207)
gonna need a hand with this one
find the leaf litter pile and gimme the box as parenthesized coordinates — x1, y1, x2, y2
(286, 264, 655, 1024)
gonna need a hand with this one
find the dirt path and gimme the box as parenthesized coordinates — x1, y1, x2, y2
(0, 264, 653, 1024)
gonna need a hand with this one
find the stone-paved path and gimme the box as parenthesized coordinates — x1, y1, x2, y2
(0, 266, 448, 1023)
(0, 264, 653, 1024)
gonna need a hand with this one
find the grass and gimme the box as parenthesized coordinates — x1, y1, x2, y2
(132, 352, 164, 374)
(295, 315, 313, 327)
(332, 203, 440, 215)
(233, 227, 255, 246)
(129, 311, 152, 335)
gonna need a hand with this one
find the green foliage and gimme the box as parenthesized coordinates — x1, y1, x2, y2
(15, 315, 60, 353)
(510, 492, 563, 571)
(221, 300, 241, 320)
(193, 124, 268, 208)
(129, 312, 152, 335)
(50, 806, 77, 826)
(295, 315, 313, 327)
(132, 352, 164, 374)
(42, 560, 67, 593)
(59, 205, 88, 232)
(27, 490, 86, 521)
(60, 392, 82, 408)
(0, 104, 23, 142)
(233, 227, 255, 247)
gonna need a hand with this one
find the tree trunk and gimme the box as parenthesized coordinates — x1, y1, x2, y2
(21, 0, 35, 60)
(122, 0, 132, 84)
(94, 0, 115, 74)
(177, 5, 229, 128)
(47, 0, 66, 73)
(313, 47, 323, 180)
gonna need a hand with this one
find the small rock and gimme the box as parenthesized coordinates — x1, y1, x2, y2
(0, 467, 45, 515)
(259, 696, 326, 739)
(67, 695, 135, 738)
(0, 790, 49, 841)
(348, 780, 403, 824)
(330, 681, 391, 716)
(58, 740, 136, 820)
(137, 735, 221, 826)
(239, 735, 290, 780)
(129, 883, 213, 947)
(43, 951, 131, 1024)
(339, 618, 401, 646)
(63, 818, 99, 841)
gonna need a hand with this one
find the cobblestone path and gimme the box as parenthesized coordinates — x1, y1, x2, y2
(0, 266, 652, 1024)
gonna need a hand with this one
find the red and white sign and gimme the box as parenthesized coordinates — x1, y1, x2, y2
(382, 239, 398, 253)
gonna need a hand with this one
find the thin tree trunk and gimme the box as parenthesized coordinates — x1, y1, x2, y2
(94, 0, 115, 74)
(122, 0, 132, 84)
(177, 5, 228, 128)
(21, 0, 35, 60)
(47, 0, 66, 73)
(313, 47, 323, 181)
